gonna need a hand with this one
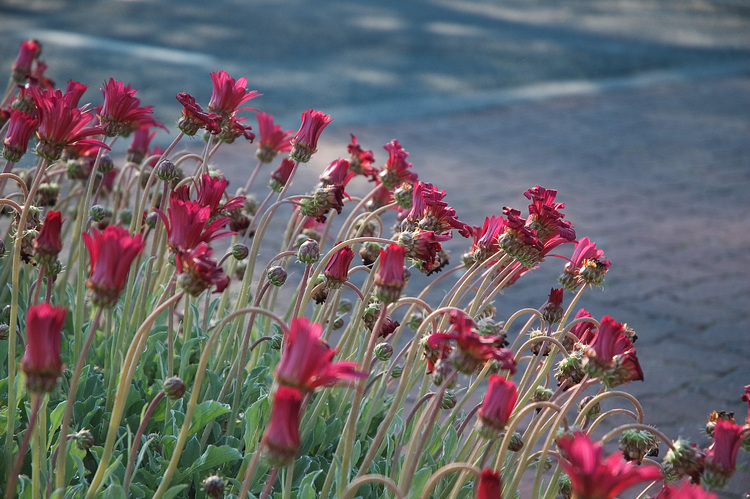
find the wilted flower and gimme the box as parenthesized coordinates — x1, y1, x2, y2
(175, 92, 221, 135)
(379, 139, 417, 190)
(347, 134, 377, 179)
(175, 242, 230, 296)
(540, 288, 564, 325)
(289, 109, 332, 162)
(21, 303, 67, 393)
(82, 225, 145, 307)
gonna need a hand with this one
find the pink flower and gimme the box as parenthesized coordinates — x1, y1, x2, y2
(399, 229, 451, 275)
(207, 70, 260, 118)
(21, 303, 67, 393)
(584, 315, 643, 387)
(374, 244, 407, 303)
(523, 185, 575, 242)
(477, 375, 518, 437)
(255, 111, 293, 163)
(289, 109, 332, 162)
(378, 139, 417, 190)
(262, 386, 302, 466)
(33, 210, 64, 265)
(560, 237, 610, 290)
(653, 480, 717, 499)
(175, 92, 221, 135)
(703, 419, 747, 488)
(270, 157, 296, 192)
(475, 468, 502, 498)
(324, 244, 355, 288)
(347, 134, 377, 179)
(569, 309, 596, 345)
(193, 173, 245, 218)
(175, 242, 230, 296)
(2, 109, 38, 162)
(82, 225, 145, 307)
(156, 197, 232, 252)
(63, 80, 88, 108)
(741, 384, 750, 423)
(125, 125, 156, 165)
(555, 431, 663, 499)
(275, 318, 365, 392)
(319, 158, 354, 188)
(31, 87, 108, 161)
(12, 39, 41, 82)
(97, 78, 164, 137)
(405, 181, 472, 238)
(471, 215, 506, 262)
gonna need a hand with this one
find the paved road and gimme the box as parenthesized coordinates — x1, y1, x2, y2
(2, 0, 750, 495)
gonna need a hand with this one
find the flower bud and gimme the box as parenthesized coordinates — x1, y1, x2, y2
(156, 159, 179, 182)
(432, 360, 456, 388)
(619, 429, 658, 463)
(408, 311, 425, 330)
(311, 275, 329, 304)
(557, 474, 572, 499)
(362, 302, 381, 331)
(0, 324, 10, 340)
(338, 299, 352, 314)
(441, 390, 457, 409)
(267, 266, 287, 286)
(508, 432, 525, 452)
(270, 333, 283, 350)
(203, 475, 225, 499)
(359, 241, 381, 267)
(75, 429, 95, 451)
(89, 205, 107, 223)
(118, 209, 133, 226)
(533, 386, 554, 403)
(163, 376, 186, 400)
(578, 395, 601, 419)
(37, 183, 60, 207)
(98, 153, 115, 174)
(374, 342, 394, 361)
(331, 316, 345, 330)
(663, 438, 705, 482)
(232, 243, 249, 261)
(393, 183, 413, 210)
(297, 239, 319, 264)
(390, 365, 403, 378)
(145, 211, 159, 230)
(45, 259, 63, 276)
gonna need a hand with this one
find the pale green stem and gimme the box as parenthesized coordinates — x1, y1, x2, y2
(419, 463, 480, 499)
(341, 474, 404, 499)
(6, 394, 43, 499)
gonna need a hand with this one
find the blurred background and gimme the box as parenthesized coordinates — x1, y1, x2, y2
(2, 0, 750, 495)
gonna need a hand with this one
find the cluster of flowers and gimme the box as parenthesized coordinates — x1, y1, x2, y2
(1, 39, 748, 499)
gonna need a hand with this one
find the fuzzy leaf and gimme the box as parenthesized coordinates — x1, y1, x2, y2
(173, 444, 242, 482)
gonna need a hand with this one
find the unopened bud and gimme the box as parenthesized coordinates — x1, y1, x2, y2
(393, 183, 413, 210)
(156, 159, 179, 182)
(145, 211, 159, 230)
(0, 324, 9, 340)
(332, 316, 344, 330)
(118, 209, 133, 226)
(98, 153, 115, 174)
(558, 474, 572, 499)
(45, 259, 63, 276)
(663, 438, 705, 481)
(267, 266, 287, 286)
(359, 241, 381, 267)
(441, 390, 457, 410)
(89, 205, 107, 222)
(232, 243, 249, 261)
(297, 239, 319, 264)
(37, 183, 60, 207)
(374, 342, 394, 361)
(408, 311, 425, 330)
(338, 299, 352, 314)
(533, 386, 554, 403)
(619, 429, 658, 463)
(75, 429, 95, 451)
(270, 333, 283, 350)
(579, 395, 601, 419)
(390, 365, 403, 378)
(163, 376, 186, 400)
(508, 432, 525, 452)
(203, 475, 225, 499)
(312, 275, 329, 304)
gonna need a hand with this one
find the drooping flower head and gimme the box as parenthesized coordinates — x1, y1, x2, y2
(31, 87, 108, 161)
(255, 111, 293, 163)
(82, 225, 145, 307)
(540, 287, 564, 325)
(300, 159, 353, 222)
(175, 242, 230, 296)
(12, 39, 42, 82)
(207, 70, 260, 119)
(498, 206, 544, 269)
(524, 186, 575, 242)
(21, 303, 67, 393)
(192, 173, 245, 218)
(397, 229, 451, 275)
(2, 108, 38, 162)
(475, 468, 503, 498)
(378, 139, 417, 190)
(125, 125, 156, 165)
(405, 181, 472, 238)
(324, 244, 355, 289)
(427, 310, 517, 375)
(560, 237, 611, 291)
(261, 386, 302, 466)
(97, 78, 165, 137)
(470, 215, 506, 263)
(275, 318, 365, 392)
(269, 157, 296, 192)
(477, 375, 518, 438)
(175, 92, 221, 136)
(347, 134, 377, 180)
(374, 244, 407, 303)
(555, 431, 663, 499)
(33, 210, 64, 266)
(652, 480, 717, 498)
(156, 197, 232, 253)
(289, 109, 332, 163)
(703, 419, 747, 489)
(583, 315, 643, 388)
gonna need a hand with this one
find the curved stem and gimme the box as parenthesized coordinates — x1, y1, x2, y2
(420, 463, 480, 499)
(123, 390, 167, 493)
(341, 474, 404, 499)
(5, 394, 43, 499)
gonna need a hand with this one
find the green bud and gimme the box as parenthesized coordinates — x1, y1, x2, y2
(75, 429, 95, 451)
(98, 153, 115, 174)
(89, 205, 107, 223)
(270, 333, 283, 350)
(156, 159, 179, 182)
(508, 432, 524, 452)
(0, 324, 9, 341)
(332, 316, 344, 330)
(118, 209, 133, 226)
(267, 266, 287, 286)
(533, 386, 554, 403)
(619, 429, 658, 463)
(579, 395, 601, 419)
(232, 243, 249, 261)
(297, 238, 320, 264)
(338, 299, 353, 314)
(390, 365, 403, 378)
(163, 376, 186, 400)
(202, 475, 225, 499)
(441, 390, 457, 410)
(374, 342, 394, 361)
(145, 211, 159, 230)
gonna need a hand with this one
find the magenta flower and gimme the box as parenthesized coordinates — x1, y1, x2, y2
(560, 237, 610, 290)
(319, 158, 354, 187)
(378, 139, 417, 190)
(374, 244, 407, 303)
(12, 39, 41, 82)
(555, 431, 663, 499)
(255, 111, 293, 163)
(262, 386, 302, 466)
(97, 78, 165, 137)
(569, 308, 597, 345)
(175, 242, 230, 296)
(653, 480, 717, 498)
(405, 181, 472, 238)
(324, 244, 355, 289)
(33, 210, 64, 266)
(156, 197, 232, 253)
(275, 318, 365, 392)
(125, 125, 156, 165)
(475, 468, 503, 498)
(347, 134, 377, 179)
(82, 225, 145, 307)
(471, 215, 506, 262)
(63, 80, 88, 107)
(584, 315, 643, 387)
(21, 303, 67, 393)
(703, 419, 747, 488)
(399, 229, 451, 275)
(477, 375, 518, 437)
(31, 87, 108, 161)
(523, 185, 575, 241)
(289, 109, 332, 163)
(193, 173, 245, 218)
(270, 157, 296, 192)
(207, 70, 260, 118)
(2, 109, 38, 162)
(175, 92, 221, 135)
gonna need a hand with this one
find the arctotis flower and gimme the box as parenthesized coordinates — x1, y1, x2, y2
(475, 468, 503, 498)
(192, 173, 245, 218)
(324, 244, 355, 289)
(583, 315, 643, 388)
(477, 375, 518, 438)
(12, 39, 42, 82)
(207, 70, 260, 119)
(378, 139, 417, 190)
(289, 109, 332, 163)
(82, 225, 145, 307)
(270, 158, 296, 192)
(33, 210, 64, 266)
(255, 111, 292, 163)
(2, 109, 38, 162)
(176, 92, 221, 136)
(347, 134, 377, 179)
(555, 431, 663, 499)
(703, 419, 747, 489)
(374, 244, 407, 303)
(21, 303, 67, 393)
(262, 386, 302, 466)
(157, 197, 232, 253)
(653, 480, 717, 498)
(275, 318, 365, 392)
(97, 78, 165, 137)
(560, 237, 610, 291)
(175, 242, 230, 296)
